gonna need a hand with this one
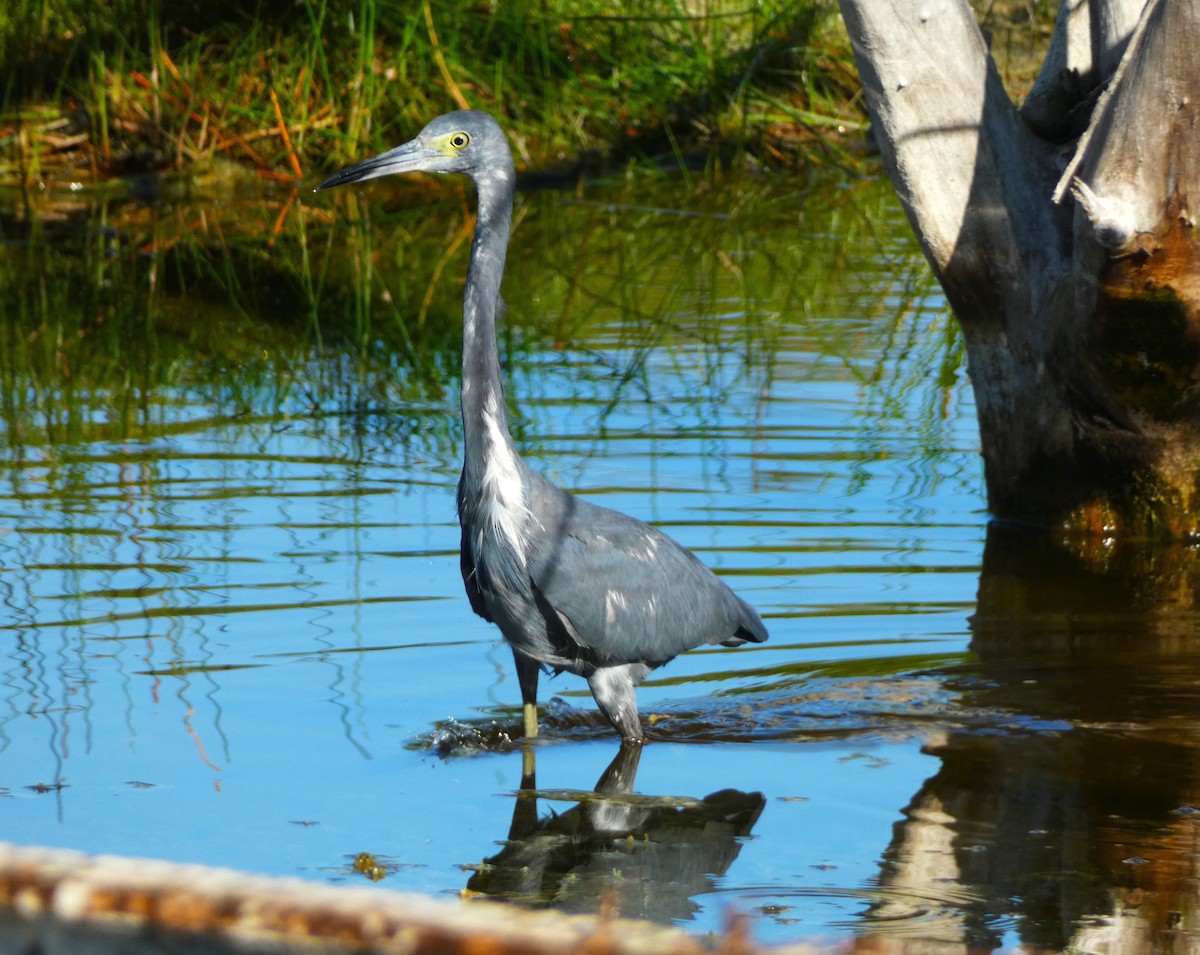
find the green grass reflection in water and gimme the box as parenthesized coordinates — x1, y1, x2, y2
(0, 169, 982, 944)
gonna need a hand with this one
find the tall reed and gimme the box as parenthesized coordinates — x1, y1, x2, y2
(0, 0, 862, 186)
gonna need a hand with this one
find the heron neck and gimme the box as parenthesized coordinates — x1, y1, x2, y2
(461, 167, 518, 471)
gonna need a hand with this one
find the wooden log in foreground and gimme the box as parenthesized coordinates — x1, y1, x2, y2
(0, 841, 822, 955)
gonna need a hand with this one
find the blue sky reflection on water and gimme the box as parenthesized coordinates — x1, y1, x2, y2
(0, 175, 989, 945)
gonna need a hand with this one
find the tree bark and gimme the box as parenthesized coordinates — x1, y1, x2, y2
(838, 0, 1200, 536)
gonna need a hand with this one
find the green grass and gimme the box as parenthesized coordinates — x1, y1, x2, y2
(0, 0, 864, 187)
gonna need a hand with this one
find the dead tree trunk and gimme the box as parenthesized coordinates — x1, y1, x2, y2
(838, 0, 1200, 536)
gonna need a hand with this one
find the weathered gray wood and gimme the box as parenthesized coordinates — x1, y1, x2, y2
(838, 0, 1200, 535)
(0, 841, 811, 955)
(838, 0, 1059, 285)
(1023, 0, 1144, 139)
(1063, 0, 1200, 243)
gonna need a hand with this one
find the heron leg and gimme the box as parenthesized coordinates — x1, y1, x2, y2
(513, 651, 540, 739)
(587, 665, 646, 743)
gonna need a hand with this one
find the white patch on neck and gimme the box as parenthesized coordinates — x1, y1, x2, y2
(479, 392, 528, 565)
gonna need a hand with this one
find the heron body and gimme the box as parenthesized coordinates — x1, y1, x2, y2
(318, 111, 767, 741)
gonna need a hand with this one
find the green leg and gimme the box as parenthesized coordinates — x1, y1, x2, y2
(522, 700, 539, 739)
(515, 652, 540, 740)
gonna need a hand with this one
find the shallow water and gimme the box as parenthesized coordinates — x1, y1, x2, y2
(3, 168, 1200, 953)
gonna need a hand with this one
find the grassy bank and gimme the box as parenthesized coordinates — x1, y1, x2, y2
(1, 0, 874, 189)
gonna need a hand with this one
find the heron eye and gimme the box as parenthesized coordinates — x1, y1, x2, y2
(449, 132, 470, 149)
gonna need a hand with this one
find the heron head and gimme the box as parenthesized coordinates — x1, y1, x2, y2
(315, 110, 512, 192)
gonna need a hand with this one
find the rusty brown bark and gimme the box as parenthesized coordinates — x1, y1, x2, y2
(838, 0, 1200, 536)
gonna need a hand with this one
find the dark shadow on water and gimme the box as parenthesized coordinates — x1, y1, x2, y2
(422, 691, 796, 758)
(419, 668, 989, 755)
(463, 743, 765, 922)
(422, 697, 615, 756)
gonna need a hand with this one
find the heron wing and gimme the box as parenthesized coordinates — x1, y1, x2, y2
(526, 480, 766, 667)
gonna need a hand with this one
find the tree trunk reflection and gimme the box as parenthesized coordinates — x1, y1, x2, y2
(869, 524, 1200, 953)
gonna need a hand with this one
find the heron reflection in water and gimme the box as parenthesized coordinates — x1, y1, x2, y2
(465, 743, 765, 920)
(317, 111, 767, 742)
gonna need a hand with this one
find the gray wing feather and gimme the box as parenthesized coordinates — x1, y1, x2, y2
(460, 527, 493, 622)
(526, 478, 766, 667)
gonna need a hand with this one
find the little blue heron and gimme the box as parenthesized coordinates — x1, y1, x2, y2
(317, 111, 767, 742)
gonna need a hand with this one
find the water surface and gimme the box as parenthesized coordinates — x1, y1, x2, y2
(2, 168, 1199, 953)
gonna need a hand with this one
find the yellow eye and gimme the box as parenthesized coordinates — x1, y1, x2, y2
(449, 132, 470, 149)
